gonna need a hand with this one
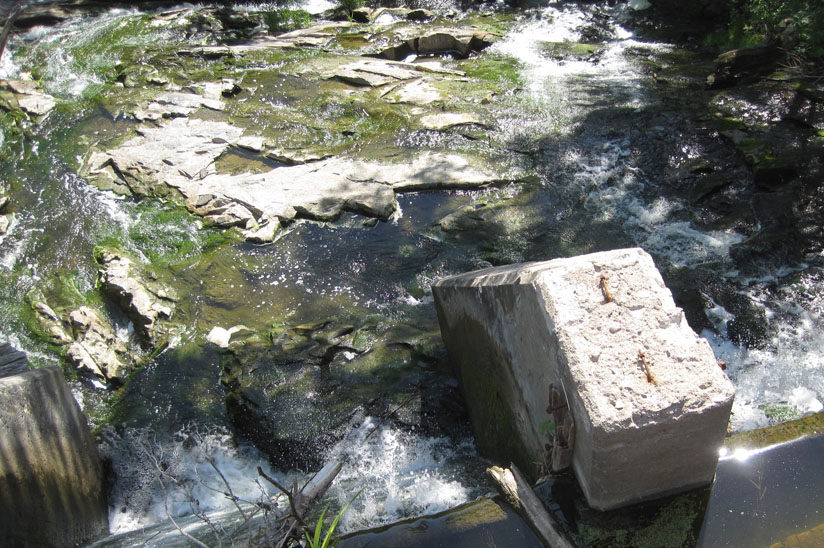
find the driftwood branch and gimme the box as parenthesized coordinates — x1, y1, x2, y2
(487, 464, 575, 548)
(0, 1, 25, 63)
(257, 456, 345, 546)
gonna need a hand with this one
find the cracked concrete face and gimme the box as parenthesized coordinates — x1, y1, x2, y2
(433, 248, 735, 510)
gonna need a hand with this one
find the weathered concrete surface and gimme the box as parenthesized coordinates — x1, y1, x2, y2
(432, 248, 735, 510)
(0, 366, 108, 547)
(0, 342, 29, 378)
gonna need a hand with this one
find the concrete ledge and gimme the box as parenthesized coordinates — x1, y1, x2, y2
(433, 248, 735, 510)
(0, 342, 29, 378)
(0, 366, 108, 547)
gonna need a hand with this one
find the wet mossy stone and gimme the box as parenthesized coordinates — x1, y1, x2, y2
(706, 44, 782, 89)
(222, 316, 469, 469)
(726, 411, 824, 450)
(701, 278, 770, 348)
(539, 41, 604, 62)
(94, 247, 177, 346)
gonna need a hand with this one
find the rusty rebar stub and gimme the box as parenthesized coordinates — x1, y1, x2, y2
(638, 349, 656, 384)
(599, 274, 613, 303)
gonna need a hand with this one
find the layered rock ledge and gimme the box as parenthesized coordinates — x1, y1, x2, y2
(83, 115, 505, 240)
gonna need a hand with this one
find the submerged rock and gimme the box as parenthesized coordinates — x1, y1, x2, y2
(539, 41, 604, 63)
(221, 317, 469, 470)
(96, 248, 176, 345)
(377, 28, 498, 61)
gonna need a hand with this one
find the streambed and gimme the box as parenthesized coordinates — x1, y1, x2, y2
(1, 1, 823, 546)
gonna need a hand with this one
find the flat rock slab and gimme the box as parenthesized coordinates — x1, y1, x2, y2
(1, 78, 57, 116)
(420, 112, 484, 130)
(327, 58, 460, 88)
(83, 116, 505, 236)
(432, 248, 735, 510)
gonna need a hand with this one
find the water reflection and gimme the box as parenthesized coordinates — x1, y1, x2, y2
(698, 435, 824, 547)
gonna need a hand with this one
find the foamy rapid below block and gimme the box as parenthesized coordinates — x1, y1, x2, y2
(432, 248, 735, 510)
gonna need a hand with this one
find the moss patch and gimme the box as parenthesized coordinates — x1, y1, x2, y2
(725, 411, 824, 451)
(574, 490, 707, 548)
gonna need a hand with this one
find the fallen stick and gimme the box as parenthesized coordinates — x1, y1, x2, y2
(487, 464, 575, 548)
(297, 458, 345, 514)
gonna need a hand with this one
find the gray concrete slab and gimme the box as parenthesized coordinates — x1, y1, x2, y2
(433, 248, 735, 510)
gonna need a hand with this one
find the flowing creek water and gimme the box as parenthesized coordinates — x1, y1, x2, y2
(1, 1, 823, 546)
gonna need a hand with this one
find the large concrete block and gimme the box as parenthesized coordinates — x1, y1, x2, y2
(432, 248, 735, 510)
(0, 366, 108, 547)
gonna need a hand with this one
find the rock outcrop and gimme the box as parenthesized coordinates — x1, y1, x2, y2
(0, 77, 57, 117)
(83, 114, 505, 238)
(28, 296, 133, 384)
(377, 28, 497, 61)
(433, 248, 735, 510)
(0, 365, 108, 547)
(66, 306, 131, 383)
(96, 248, 176, 344)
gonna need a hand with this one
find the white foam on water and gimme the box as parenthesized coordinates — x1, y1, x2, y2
(298, 0, 336, 14)
(327, 418, 479, 533)
(10, 8, 191, 98)
(703, 271, 824, 432)
(491, 3, 668, 137)
(563, 140, 746, 269)
(99, 427, 293, 535)
(0, 47, 20, 80)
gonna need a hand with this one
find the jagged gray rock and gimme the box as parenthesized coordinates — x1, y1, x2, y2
(1, 78, 57, 116)
(28, 295, 134, 383)
(30, 300, 74, 345)
(83, 115, 505, 237)
(96, 249, 176, 344)
(66, 306, 130, 383)
(378, 28, 497, 61)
